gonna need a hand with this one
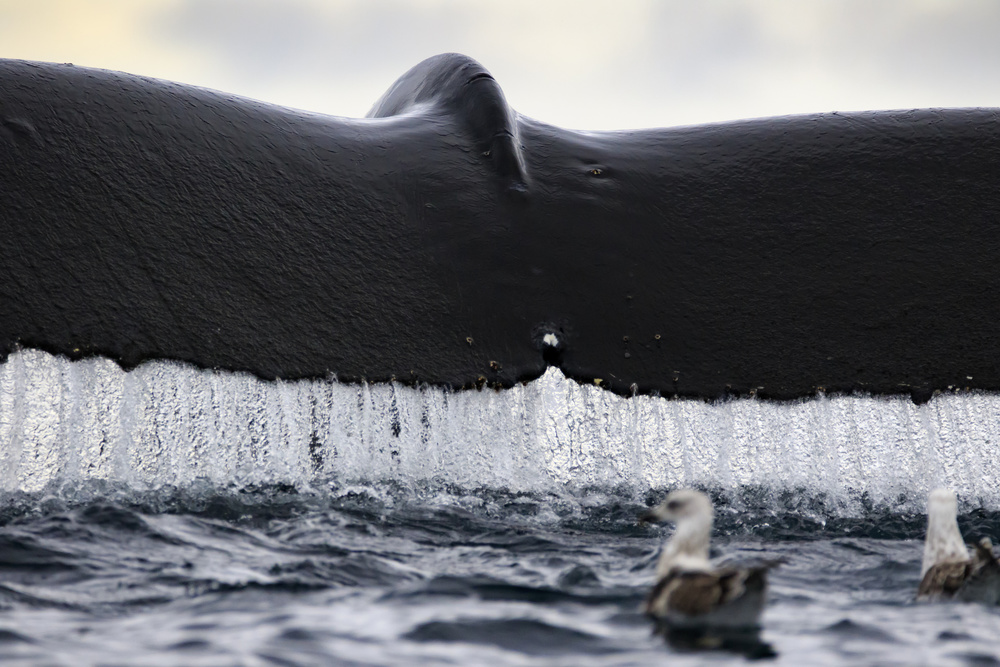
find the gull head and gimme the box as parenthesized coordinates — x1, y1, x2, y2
(642, 489, 714, 577)
(928, 487, 958, 519)
(641, 488, 714, 526)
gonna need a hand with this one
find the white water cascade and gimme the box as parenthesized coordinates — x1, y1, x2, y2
(2, 349, 1000, 512)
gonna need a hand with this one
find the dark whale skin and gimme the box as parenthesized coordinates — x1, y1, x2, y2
(2, 53, 1000, 401)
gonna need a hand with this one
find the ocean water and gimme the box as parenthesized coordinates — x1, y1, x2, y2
(2, 349, 1000, 666)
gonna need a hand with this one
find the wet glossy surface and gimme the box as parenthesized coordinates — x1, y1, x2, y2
(1, 487, 998, 666)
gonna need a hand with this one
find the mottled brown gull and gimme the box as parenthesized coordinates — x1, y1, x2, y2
(640, 489, 780, 629)
(917, 487, 1000, 604)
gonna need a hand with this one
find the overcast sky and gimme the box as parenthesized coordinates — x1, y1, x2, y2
(3, 0, 1000, 130)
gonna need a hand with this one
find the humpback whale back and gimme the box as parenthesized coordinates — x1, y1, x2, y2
(0, 57, 503, 384)
(367, 53, 527, 191)
(3, 55, 1000, 401)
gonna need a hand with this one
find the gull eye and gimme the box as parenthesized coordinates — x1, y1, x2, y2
(666, 499, 682, 511)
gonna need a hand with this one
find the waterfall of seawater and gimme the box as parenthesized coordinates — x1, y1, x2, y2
(1, 349, 999, 513)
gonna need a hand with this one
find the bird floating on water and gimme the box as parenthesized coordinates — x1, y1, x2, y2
(640, 489, 781, 630)
(917, 487, 1000, 604)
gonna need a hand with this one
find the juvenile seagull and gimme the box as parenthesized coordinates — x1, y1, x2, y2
(640, 489, 779, 629)
(917, 487, 1000, 604)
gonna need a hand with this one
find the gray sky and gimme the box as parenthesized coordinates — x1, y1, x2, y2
(3, 0, 1000, 130)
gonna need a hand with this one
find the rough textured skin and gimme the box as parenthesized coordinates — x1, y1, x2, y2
(3, 53, 1000, 400)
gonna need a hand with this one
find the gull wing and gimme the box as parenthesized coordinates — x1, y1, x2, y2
(957, 539, 1000, 605)
(917, 560, 970, 600)
(919, 539, 1000, 604)
(645, 565, 773, 627)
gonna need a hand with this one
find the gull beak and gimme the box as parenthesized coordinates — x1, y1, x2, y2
(639, 508, 661, 524)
